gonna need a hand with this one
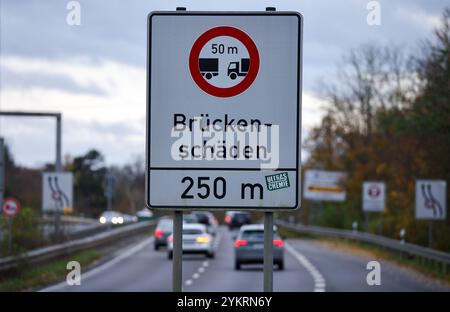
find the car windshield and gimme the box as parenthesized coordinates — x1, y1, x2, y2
(183, 229, 203, 235)
(241, 230, 278, 241)
(158, 219, 172, 231)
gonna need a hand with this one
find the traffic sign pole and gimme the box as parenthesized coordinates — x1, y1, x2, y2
(172, 210, 183, 292)
(8, 217, 12, 255)
(428, 221, 433, 248)
(171, 7, 186, 293)
(2, 197, 21, 255)
(0, 112, 63, 240)
(264, 211, 274, 292)
(54, 115, 62, 240)
(263, 6, 275, 293)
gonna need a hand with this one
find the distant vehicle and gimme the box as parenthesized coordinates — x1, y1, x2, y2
(227, 58, 250, 80)
(183, 213, 199, 224)
(99, 211, 124, 225)
(225, 211, 251, 230)
(199, 58, 219, 80)
(136, 208, 153, 221)
(122, 213, 138, 223)
(167, 223, 215, 259)
(154, 217, 173, 250)
(234, 224, 284, 270)
(191, 211, 218, 236)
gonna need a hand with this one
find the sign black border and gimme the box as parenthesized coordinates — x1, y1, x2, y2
(146, 11, 303, 211)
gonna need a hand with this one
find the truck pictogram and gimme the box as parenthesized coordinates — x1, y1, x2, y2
(228, 58, 250, 80)
(198, 58, 219, 80)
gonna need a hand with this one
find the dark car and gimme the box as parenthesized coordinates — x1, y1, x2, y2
(153, 217, 173, 250)
(234, 224, 284, 270)
(191, 211, 218, 236)
(183, 213, 199, 224)
(225, 211, 251, 230)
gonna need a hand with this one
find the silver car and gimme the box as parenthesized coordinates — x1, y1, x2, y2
(167, 223, 215, 259)
(234, 224, 284, 270)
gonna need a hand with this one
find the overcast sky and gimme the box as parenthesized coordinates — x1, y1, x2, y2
(0, 0, 447, 167)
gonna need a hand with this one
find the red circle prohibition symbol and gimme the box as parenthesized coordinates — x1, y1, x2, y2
(2, 197, 21, 217)
(189, 26, 260, 98)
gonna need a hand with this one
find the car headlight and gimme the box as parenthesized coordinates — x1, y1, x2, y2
(117, 217, 124, 224)
(99, 216, 106, 224)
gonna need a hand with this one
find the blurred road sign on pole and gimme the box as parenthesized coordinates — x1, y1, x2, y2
(2, 197, 21, 218)
(415, 180, 446, 220)
(146, 11, 303, 210)
(42, 172, 73, 213)
(303, 170, 346, 202)
(363, 181, 385, 212)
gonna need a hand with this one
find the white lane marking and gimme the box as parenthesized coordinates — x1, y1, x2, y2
(183, 227, 223, 287)
(41, 236, 154, 292)
(285, 242, 326, 292)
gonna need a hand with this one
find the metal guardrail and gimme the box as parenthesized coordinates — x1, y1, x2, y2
(275, 219, 450, 274)
(0, 220, 156, 272)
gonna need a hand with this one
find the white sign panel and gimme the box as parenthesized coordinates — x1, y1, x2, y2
(415, 180, 446, 220)
(363, 182, 385, 212)
(146, 12, 303, 210)
(42, 172, 73, 212)
(303, 170, 346, 202)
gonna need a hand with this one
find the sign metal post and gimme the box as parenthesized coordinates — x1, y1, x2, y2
(172, 210, 183, 292)
(2, 197, 21, 255)
(263, 211, 273, 292)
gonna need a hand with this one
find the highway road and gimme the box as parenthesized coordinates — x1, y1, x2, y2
(42, 227, 449, 292)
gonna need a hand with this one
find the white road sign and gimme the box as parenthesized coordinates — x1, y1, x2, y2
(303, 170, 346, 202)
(415, 180, 446, 220)
(363, 182, 385, 212)
(42, 172, 73, 212)
(146, 12, 303, 209)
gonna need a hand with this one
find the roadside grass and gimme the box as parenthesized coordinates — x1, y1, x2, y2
(278, 226, 450, 284)
(0, 249, 102, 292)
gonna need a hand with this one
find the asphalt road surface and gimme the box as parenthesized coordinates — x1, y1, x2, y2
(42, 227, 449, 292)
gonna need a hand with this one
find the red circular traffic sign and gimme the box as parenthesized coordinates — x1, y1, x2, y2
(189, 26, 260, 98)
(2, 197, 21, 217)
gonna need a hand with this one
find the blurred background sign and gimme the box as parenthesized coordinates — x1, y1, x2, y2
(2, 197, 20, 218)
(415, 180, 447, 220)
(42, 172, 73, 213)
(363, 182, 385, 212)
(303, 170, 346, 202)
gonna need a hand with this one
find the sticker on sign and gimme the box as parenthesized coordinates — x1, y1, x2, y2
(146, 11, 303, 210)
